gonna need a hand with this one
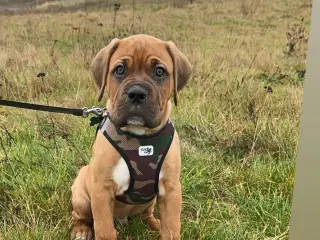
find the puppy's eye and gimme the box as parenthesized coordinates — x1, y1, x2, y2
(115, 63, 125, 77)
(154, 66, 166, 80)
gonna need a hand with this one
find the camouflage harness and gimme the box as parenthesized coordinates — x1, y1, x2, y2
(98, 114, 175, 205)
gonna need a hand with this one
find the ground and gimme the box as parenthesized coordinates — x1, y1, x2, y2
(0, 0, 312, 239)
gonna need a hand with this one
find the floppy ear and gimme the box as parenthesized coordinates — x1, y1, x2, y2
(166, 41, 192, 106)
(91, 38, 120, 102)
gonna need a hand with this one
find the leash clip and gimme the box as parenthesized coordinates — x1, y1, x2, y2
(82, 106, 106, 118)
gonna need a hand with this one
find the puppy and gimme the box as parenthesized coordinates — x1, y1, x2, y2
(70, 34, 192, 240)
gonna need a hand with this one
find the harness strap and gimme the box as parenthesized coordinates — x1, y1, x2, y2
(99, 114, 175, 205)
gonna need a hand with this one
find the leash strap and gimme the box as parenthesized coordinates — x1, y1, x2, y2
(0, 99, 84, 116)
(0, 99, 105, 118)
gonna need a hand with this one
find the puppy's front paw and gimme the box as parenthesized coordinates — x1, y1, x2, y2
(142, 216, 161, 231)
(71, 223, 93, 240)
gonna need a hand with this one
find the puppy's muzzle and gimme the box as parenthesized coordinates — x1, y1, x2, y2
(127, 85, 148, 104)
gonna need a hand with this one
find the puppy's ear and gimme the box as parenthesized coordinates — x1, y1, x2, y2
(91, 38, 120, 102)
(166, 41, 192, 106)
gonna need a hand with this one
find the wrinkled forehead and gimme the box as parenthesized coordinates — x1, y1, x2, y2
(109, 36, 173, 71)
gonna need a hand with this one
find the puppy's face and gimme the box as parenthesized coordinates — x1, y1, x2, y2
(107, 36, 174, 129)
(91, 34, 192, 130)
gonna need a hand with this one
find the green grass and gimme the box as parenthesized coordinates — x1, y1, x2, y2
(0, 0, 311, 239)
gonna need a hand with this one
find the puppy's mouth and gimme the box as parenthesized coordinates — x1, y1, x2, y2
(110, 110, 161, 129)
(126, 115, 145, 126)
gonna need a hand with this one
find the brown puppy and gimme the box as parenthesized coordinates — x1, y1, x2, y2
(70, 34, 192, 240)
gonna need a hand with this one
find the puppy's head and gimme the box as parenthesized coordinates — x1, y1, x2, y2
(91, 34, 192, 132)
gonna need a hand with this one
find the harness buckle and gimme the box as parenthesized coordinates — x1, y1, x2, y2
(82, 106, 106, 118)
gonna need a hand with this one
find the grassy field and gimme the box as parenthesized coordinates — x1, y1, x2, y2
(0, 0, 312, 239)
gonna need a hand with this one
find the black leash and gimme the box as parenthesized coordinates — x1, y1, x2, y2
(0, 99, 106, 122)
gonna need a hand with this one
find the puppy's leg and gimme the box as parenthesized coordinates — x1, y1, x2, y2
(91, 182, 117, 240)
(157, 182, 182, 240)
(141, 199, 160, 231)
(71, 166, 93, 240)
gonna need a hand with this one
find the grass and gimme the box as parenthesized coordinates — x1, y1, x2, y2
(0, 0, 311, 239)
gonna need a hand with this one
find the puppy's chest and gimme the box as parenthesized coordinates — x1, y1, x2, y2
(112, 158, 130, 194)
(112, 157, 165, 197)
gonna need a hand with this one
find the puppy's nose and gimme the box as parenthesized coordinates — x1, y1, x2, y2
(127, 85, 147, 104)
